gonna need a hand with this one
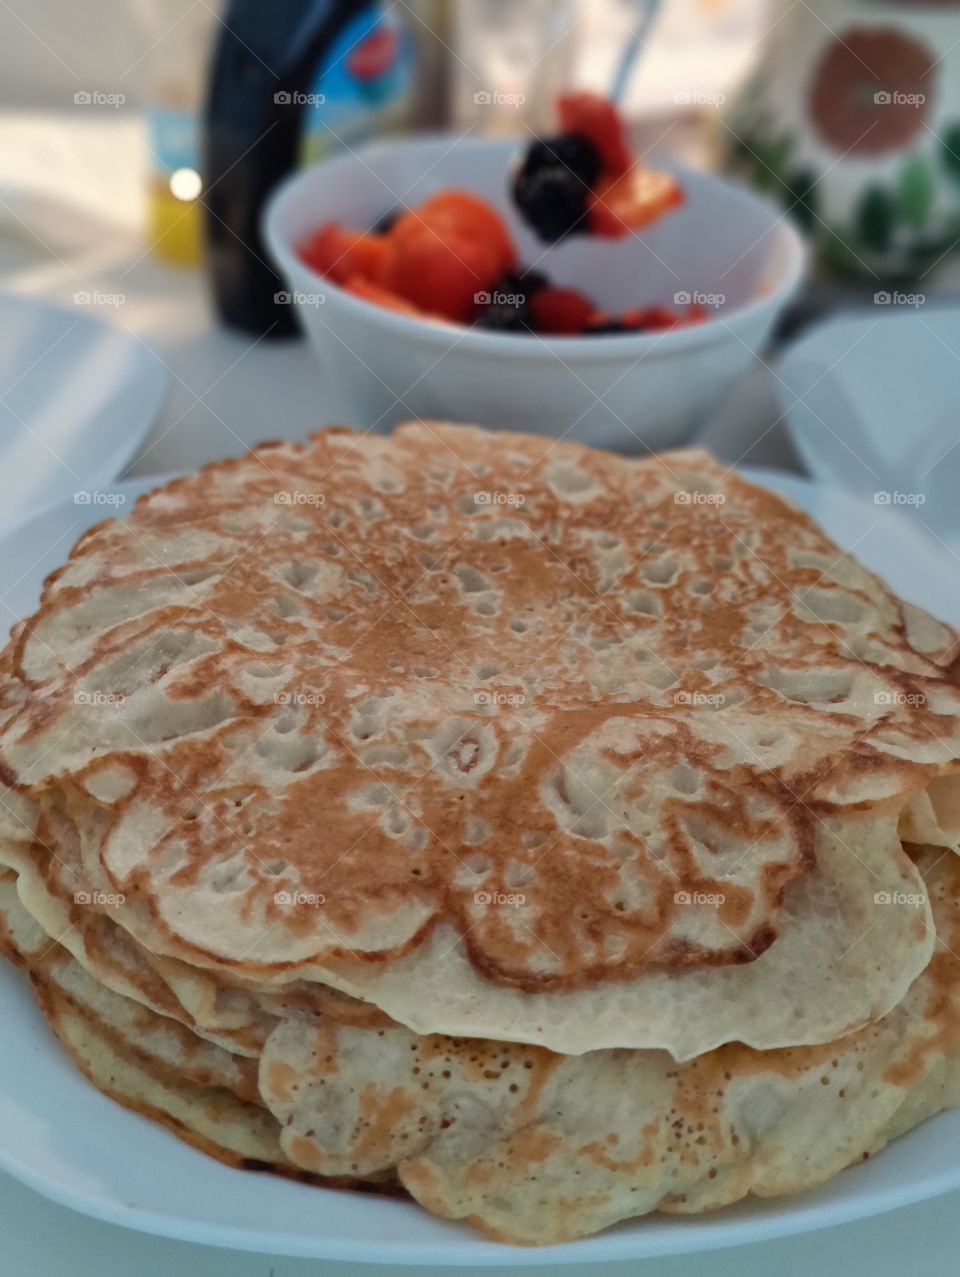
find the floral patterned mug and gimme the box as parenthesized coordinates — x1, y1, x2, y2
(727, 0, 960, 280)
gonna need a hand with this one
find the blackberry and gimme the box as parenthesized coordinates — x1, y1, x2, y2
(587, 319, 630, 335)
(372, 207, 399, 234)
(543, 133, 603, 186)
(474, 269, 549, 332)
(512, 134, 602, 243)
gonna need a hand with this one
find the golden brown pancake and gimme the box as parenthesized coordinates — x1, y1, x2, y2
(1, 425, 957, 1054)
(0, 422, 959, 1244)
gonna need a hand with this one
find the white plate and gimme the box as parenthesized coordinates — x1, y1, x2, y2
(0, 468, 957, 1266)
(0, 293, 166, 536)
(776, 308, 960, 546)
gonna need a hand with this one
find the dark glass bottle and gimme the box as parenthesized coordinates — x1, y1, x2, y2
(204, 0, 408, 336)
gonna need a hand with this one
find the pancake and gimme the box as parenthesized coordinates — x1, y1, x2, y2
(1, 421, 960, 1247)
(0, 790, 386, 1053)
(33, 972, 392, 1192)
(0, 873, 287, 1167)
(42, 985, 292, 1171)
(0, 796, 274, 1057)
(0, 875, 398, 1190)
(0, 425, 957, 1058)
(0, 877, 260, 1101)
(259, 846, 960, 1245)
(278, 806, 935, 1057)
(4, 825, 959, 1245)
(10, 762, 925, 1058)
(6, 824, 957, 1246)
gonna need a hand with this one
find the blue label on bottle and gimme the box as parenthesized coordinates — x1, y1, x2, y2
(150, 107, 200, 175)
(298, 5, 413, 164)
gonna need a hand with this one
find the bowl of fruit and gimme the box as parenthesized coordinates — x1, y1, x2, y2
(264, 94, 805, 452)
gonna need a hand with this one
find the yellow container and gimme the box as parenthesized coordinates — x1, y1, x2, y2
(148, 171, 204, 267)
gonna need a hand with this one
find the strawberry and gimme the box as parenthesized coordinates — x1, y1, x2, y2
(625, 305, 680, 330)
(343, 276, 429, 318)
(299, 223, 388, 284)
(588, 169, 684, 238)
(383, 225, 501, 323)
(416, 191, 517, 275)
(557, 92, 632, 179)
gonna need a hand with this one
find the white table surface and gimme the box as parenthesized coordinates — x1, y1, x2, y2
(1, 223, 959, 1277)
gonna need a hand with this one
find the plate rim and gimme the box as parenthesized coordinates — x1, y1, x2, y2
(775, 306, 960, 495)
(0, 290, 168, 534)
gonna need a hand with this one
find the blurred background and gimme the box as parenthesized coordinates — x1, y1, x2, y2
(1, 0, 959, 486)
(0, 0, 768, 288)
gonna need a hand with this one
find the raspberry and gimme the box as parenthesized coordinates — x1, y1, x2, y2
(529, 285, 593, 335)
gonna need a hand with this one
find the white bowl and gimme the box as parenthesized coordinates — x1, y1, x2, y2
(264, 135, 806, 453)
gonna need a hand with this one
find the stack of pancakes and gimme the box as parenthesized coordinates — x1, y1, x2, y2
(1, 421, 959, 1245)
